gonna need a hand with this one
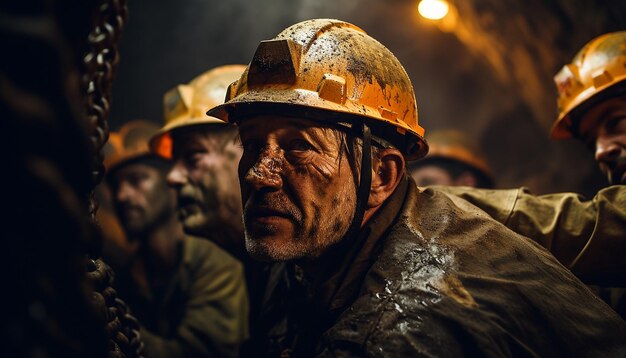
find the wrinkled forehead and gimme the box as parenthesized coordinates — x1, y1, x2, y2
(171, 125, 236, 154)
(239, 115, 345, 141)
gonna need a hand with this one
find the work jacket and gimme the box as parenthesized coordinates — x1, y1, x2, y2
(246, 177, 626, 357)
(116, 235, 249, 357)
(435, 185, 626, 286)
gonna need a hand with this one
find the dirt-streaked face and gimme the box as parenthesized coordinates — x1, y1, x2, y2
(167, 127, 242, 242)
(111, 163, 176, 237)
(579, 95, 626, 185)
(238, 116, 357, 261)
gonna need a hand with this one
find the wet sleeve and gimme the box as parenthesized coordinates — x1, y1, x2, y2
(141, 243, 249, 358)
(434, 185, 626, 286)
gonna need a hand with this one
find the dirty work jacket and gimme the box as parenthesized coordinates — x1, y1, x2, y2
(116, 236, 249, 357)
(435, 185, 626, 286)
(246, 177, 626, 357)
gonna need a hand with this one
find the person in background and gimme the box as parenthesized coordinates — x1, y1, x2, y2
(106, 119, 248, 357)
(150, 64, 269, 333)
(97, 130, 132, 268)
(151, 65, 247, 259)
(208, 18, 626, 356)
(409, 129, 494, 188)
(437, 31, 626, 316)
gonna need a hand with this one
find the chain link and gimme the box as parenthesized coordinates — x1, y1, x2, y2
(83, 0, 128, 196)
(80, 1, 146, 356)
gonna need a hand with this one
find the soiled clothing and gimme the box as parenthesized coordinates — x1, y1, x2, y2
(115, 236, 249, 357)
(434, 185, 626, 286)
(245, 177, 626, 357)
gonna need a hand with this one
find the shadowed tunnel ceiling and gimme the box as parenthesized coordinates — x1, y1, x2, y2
(110, 0, 626, 196)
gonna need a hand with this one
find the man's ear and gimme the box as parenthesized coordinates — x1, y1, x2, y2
(368, 148, 405, 208)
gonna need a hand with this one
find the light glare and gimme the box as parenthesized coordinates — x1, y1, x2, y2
(418, 0, 450, 20)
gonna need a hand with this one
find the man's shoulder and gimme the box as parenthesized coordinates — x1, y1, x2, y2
(321, 234, 480, 356)
(320, 184, 626, 355)
(400, 183, 524, 242)
(324, 225, 626, 356)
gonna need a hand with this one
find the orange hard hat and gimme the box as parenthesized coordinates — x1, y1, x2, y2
(208, 19, 428, 160)
(419, 130, 493, 180)
(150, 64, 246, 158)
(105, 119, 161, 171)
(551, 31, 626, 139)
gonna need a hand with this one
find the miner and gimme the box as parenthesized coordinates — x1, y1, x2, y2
(207, 19, 626, 356)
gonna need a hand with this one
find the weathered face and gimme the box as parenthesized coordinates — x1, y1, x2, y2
(238, 116, 357, 262)
(167, 128, 242, 240)
(410, 165, 455, 187)
(579, 95, 626, 185)
(111, 162, 176, 236)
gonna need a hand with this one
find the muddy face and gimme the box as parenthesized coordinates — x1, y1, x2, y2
(167, 128, 242, 243)
(238, 116, 357, 261)
(579, 95, 626, 185)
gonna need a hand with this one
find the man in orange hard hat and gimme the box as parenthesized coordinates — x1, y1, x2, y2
(152, 65, 247, 258)
(551, 31, 626, 184)
(106, 120, 248, 357)
(438, 31, 626, 317)
(151, 65, 272, 338)
(409, 129, 494, 188)
(206, 19, 626, 356)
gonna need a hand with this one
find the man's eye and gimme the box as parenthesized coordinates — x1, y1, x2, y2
(126, 174, 144, 187)
(606, 116, 626, 132)
(184, 151, 202, 165)
(289, 139, 313, 152)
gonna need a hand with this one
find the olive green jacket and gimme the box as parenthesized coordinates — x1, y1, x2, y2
(246, 178, 626, 357)
(116, 236, 249, 357)
(435, 185, 626, 286)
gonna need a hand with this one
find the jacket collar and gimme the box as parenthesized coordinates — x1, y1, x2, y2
(304, 174, 411, 316)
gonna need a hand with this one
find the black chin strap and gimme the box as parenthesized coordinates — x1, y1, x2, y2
(345, 123, 372, 241)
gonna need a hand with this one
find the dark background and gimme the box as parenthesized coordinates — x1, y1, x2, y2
(110, 0, 626, 196)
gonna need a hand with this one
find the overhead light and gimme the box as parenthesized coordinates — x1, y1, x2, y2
(418, 0, 450, 20)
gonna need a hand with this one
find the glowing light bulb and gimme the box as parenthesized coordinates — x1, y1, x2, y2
(418, 0, 450, 20)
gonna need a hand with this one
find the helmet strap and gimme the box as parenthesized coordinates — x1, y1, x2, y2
(345, 122, 372, 241)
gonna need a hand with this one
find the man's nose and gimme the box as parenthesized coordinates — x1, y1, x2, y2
(167, 160, 188, 187)
(116, 182, 133, 203)
(244, 148, 284, 191)
(595, 136, 623, 165)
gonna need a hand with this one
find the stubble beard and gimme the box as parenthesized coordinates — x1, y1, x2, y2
(244, 182, 356, 262)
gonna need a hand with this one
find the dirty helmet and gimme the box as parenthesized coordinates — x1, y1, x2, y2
(208, 18, 428, 160)
(209, 18, 428, 240)
(150, 64, 246, 158)
(552, 31, 626, 139)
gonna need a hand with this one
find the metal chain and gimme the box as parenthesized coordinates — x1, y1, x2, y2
(83, 0, 128, 197)
(80, 1, 146, 357)
(86, 258, 145, 357)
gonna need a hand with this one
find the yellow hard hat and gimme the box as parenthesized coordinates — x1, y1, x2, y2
(420, 130, 493, 181)
(551, 31, 626, 139)
(208, 19, 428, 160)
(105, 119, 161, 171)
(150, 64, 246, 158)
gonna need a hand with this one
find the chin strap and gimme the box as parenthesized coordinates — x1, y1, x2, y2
(345, 123, 372, 241)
